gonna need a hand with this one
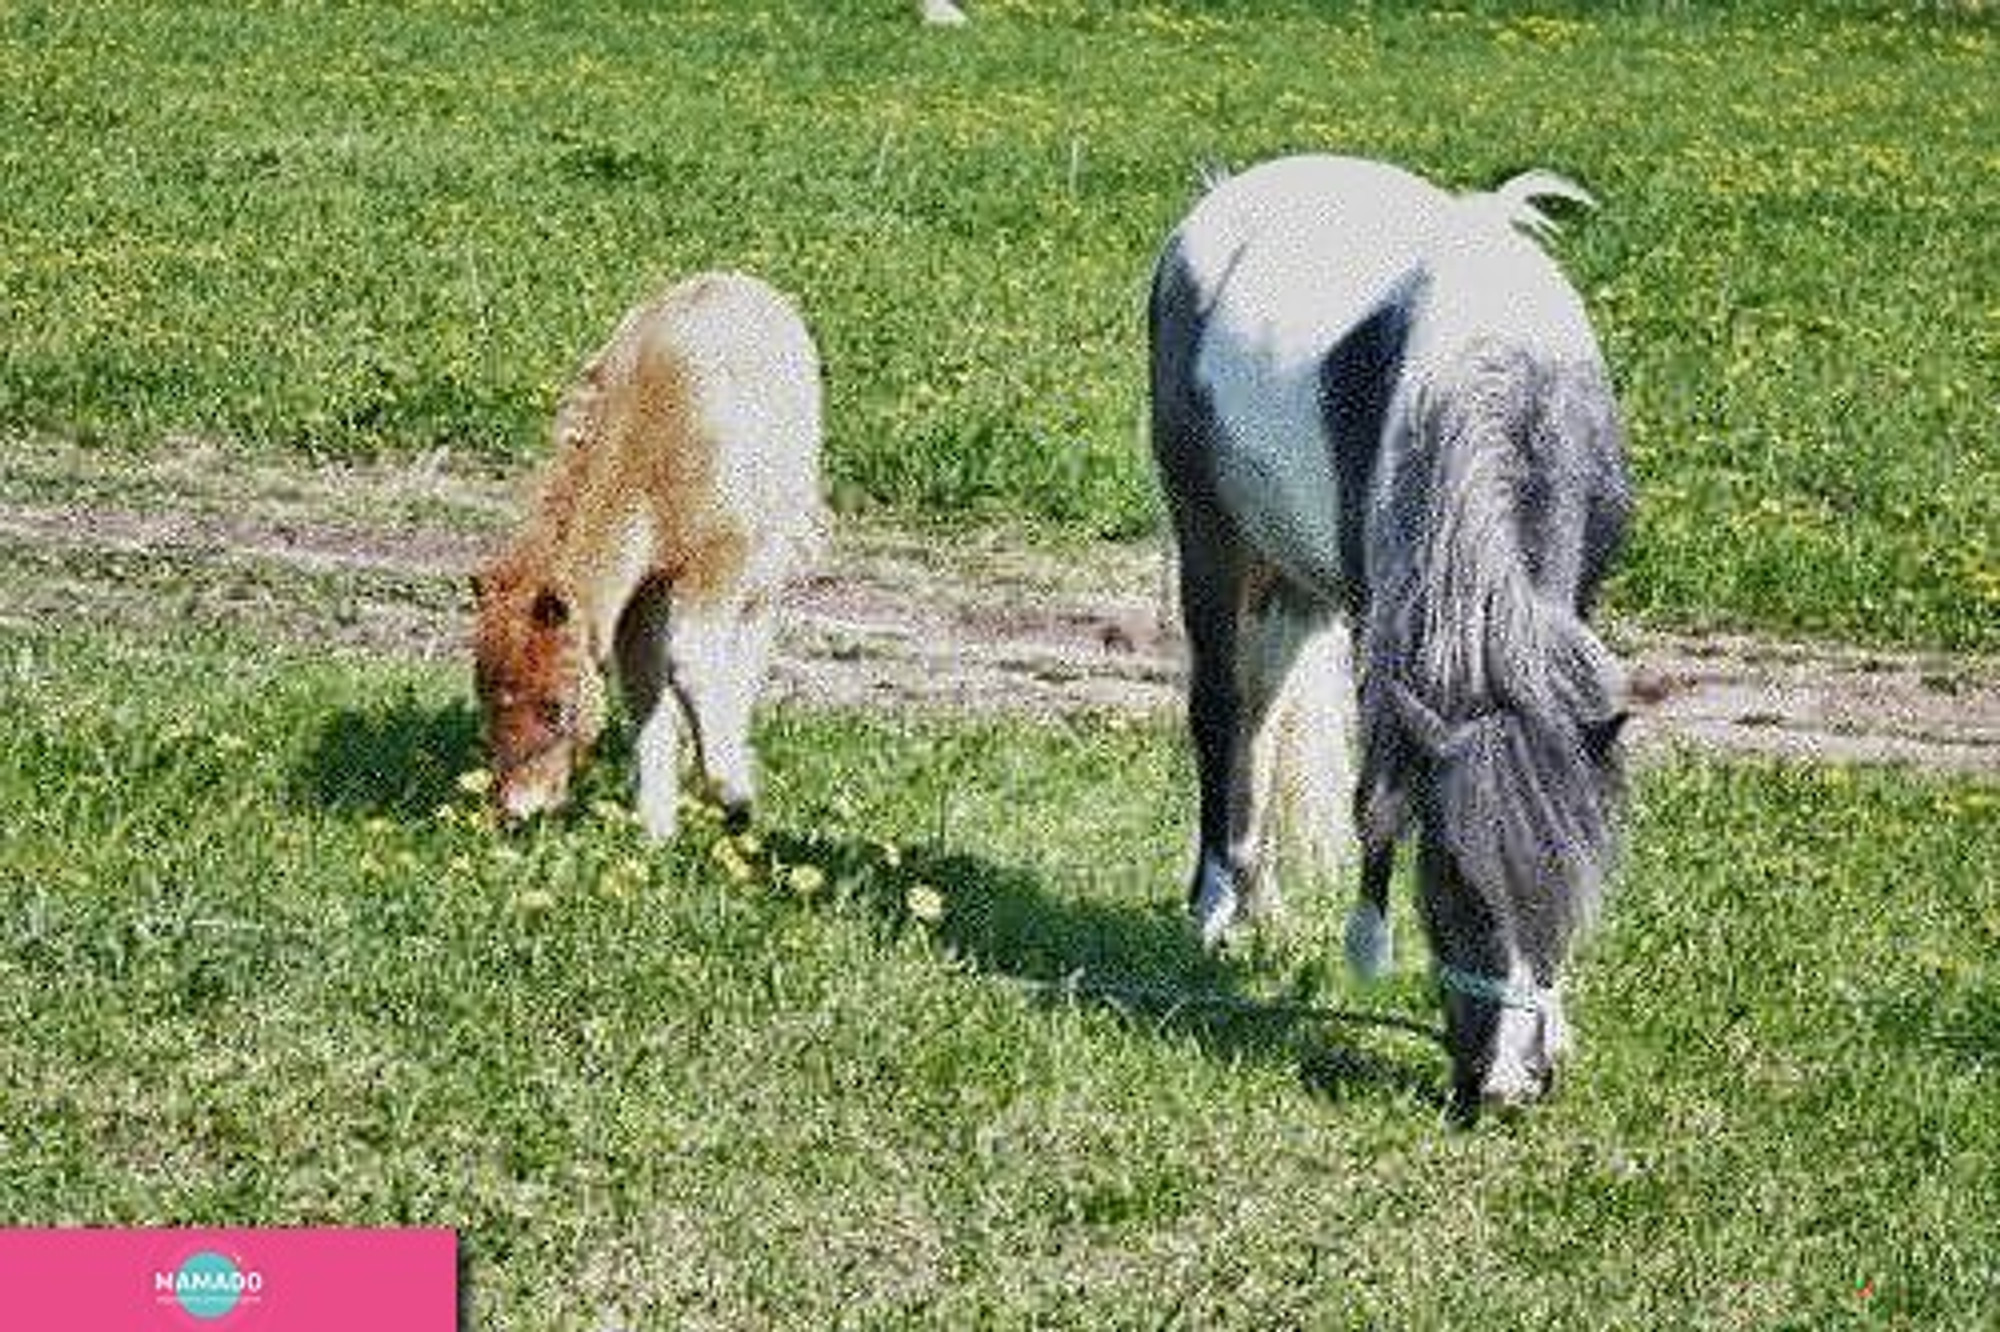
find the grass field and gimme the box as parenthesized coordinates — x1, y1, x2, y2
(3, 4, 1996, 1327)
(1, 626, 1995, 1326)
(2, 1, 1994, 649)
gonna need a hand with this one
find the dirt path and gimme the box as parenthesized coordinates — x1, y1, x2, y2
(1, 447, 1994, 774)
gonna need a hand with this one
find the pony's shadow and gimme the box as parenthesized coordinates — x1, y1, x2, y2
(299, 689, 487, 820)
(764, 829, 1445, 1109)
(300, 691, 658, 822)
(290, 697, 1442, 1108)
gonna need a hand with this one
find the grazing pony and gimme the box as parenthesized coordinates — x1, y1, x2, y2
(472, 272, 824, 839)
(1149, 156, 1633, 1109)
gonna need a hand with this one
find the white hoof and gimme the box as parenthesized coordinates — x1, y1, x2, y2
(1191, 861, 1239, 952)
(1344, 901, 1393, 981)
(636, 783, 679, 843)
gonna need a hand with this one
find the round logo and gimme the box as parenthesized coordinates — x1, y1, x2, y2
(173, 1251, 246, 1321)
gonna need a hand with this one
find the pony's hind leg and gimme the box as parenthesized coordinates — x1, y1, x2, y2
(615, 577, 684, 841)
(1175, 513, 1248, 947)
(1178, 531, 1320, 949)
(665, 592, 774, 831)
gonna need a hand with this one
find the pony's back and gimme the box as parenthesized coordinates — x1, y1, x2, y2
(532, 273, 824, 607)
(1406, 177, 1604, 379)
(1154, 155, 1454, 606)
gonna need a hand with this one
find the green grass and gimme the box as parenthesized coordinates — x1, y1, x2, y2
(3, 625, 1995, 1326)
(1, 2, 1994, 649)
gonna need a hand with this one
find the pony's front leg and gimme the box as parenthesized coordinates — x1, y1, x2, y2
(1345, 691, 1409, 980)
(615, 579, 684, 841)
(666, 595, 772, 830)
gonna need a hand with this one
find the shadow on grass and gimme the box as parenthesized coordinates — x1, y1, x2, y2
(297, 692, 654, 824)
(764, 827, 1447, 1110)
(289, 697, 1444, 1109)
(297, 689, 485, 820)
(1869, 983, 1999, 1076)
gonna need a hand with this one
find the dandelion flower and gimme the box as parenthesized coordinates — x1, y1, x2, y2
(906, 883, 945, 924)
(710, 838, 756, 884)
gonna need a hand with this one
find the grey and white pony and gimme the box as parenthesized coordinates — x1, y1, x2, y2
(1149, 156, 1633, 1110)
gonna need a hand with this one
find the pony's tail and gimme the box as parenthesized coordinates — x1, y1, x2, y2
(1460, 169, 1596, 244)
(1264, 616, 1359, 918)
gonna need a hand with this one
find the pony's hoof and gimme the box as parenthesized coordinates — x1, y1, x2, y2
(1343, 901, 1393, 980)
(1190, 862, 1239, 952)
(636, 793, 679, 843)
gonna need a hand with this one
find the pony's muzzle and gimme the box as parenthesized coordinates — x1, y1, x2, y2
(492, 752, 574, 827)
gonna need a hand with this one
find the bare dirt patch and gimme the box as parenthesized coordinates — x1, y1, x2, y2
(2, 443, 1994, 774)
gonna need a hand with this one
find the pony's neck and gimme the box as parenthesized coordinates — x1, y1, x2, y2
(516, 431, 659, 665)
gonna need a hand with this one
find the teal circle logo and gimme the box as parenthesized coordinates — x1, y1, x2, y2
(173, 1251, 247, 1321)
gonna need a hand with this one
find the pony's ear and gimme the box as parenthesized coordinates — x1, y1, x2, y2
(1583, 710, 1631, 762)
(531, 588, 571, 630)
(1388, 680, 1453, 760)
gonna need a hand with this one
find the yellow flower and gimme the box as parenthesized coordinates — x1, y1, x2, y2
(710, 838, 755, 884)
(516, 889, 555, 915)
(906, 883, 946, 924)
(599, 857, 647, 900)
(786, 864, 827, 896)
(588, 799, 631, 828)
(455, 768, 493, 796)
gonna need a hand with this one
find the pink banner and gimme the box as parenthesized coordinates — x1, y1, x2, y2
(0, 1228, 457, 1330)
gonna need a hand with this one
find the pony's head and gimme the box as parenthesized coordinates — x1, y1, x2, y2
(1386, 678, 1627, 1112)
(470, 562, 606, 824)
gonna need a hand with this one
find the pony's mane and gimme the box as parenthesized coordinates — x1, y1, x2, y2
(1373, 343, 1626, 967)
